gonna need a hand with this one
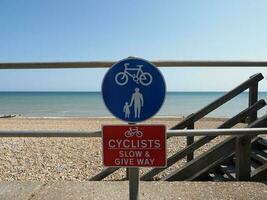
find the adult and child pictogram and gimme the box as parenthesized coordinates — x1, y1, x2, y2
(123, 88, 144, 119)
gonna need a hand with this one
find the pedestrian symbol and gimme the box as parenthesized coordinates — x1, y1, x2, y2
(123, 101, 131, 118)
(102, 57, 166, 123)
(122, 87, 144, 119)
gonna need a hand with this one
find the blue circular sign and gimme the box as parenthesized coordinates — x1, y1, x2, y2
(102, 57, 166, 123)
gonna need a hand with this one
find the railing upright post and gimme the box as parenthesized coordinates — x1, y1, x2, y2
(248, 82, 258, 123)
(186, 122, 194, 162)
(236, 80, 258, 180)
(235, 135, 251, 181)
(235, 76, 258, 180)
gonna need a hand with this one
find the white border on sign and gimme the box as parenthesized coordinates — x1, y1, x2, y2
(102, 124, 167, 168)
(101, 57, 167, 123)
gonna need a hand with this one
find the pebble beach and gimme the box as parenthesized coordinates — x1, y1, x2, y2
(0, 117, 246, 181)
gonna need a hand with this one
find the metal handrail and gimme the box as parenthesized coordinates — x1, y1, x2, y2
(0, 60, 267, 69)
(0, 128, 266, 137)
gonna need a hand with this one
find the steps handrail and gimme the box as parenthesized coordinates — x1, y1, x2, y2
(140, 99, 266, 180)
(171, 73, 264, 129)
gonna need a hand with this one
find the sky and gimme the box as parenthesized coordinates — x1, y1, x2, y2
(0, 0, 267, 91)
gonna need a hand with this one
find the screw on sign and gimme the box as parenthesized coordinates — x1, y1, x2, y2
(102, 125, 166, 167)
(102, 57, 166, 123)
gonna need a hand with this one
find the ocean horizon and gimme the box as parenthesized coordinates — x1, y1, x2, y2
(0, 91, 266, 118)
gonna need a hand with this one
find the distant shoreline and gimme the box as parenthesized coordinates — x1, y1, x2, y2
(0, 91, 266, 118)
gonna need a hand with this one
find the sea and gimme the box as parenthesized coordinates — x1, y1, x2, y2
(0, 92, 266, 118)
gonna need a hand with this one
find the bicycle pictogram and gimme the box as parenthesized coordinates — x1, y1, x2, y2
(124, 127, 143, 138)
(115, 63, 153, 86)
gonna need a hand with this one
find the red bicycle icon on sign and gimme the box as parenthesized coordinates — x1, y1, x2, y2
(124, 127, 143, 138)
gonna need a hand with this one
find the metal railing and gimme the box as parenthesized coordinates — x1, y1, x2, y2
(1, 59, 265, 162)
(0, 60, 267, 182)
(0, 127, 266, 182)
(1, 60, 267, 69)
(0, 128, 266, 137)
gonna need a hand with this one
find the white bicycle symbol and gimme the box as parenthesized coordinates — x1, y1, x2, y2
(124, 127, 143, 138)
(115, 63, 153, 86)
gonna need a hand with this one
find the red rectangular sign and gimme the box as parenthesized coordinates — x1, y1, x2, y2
(102, 125, 166, 167)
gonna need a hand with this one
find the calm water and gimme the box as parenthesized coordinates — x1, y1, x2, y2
(0, 92, 266, 118)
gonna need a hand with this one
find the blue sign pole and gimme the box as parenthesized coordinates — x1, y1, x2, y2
(102, 57, 166, 123)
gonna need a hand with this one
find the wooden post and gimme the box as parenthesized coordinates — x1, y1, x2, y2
(236, 78, 257, 180)
(248, 82, 258, 123)
(235, 135, 251, 181)
(186, 122, 194, 162)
